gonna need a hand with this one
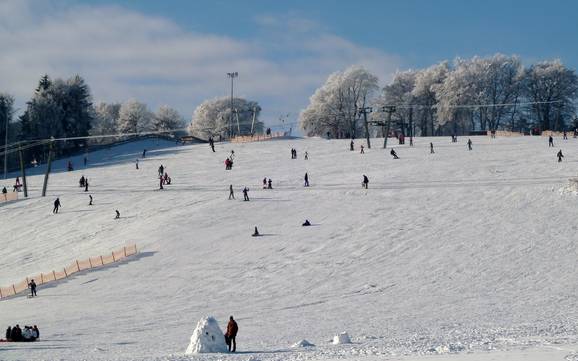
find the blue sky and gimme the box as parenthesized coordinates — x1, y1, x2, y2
(1, 0, 577, 128)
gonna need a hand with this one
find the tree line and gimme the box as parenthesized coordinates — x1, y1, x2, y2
(300, 54, 578, 138)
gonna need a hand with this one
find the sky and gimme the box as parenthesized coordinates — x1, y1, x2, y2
(0, 0, 577, 130)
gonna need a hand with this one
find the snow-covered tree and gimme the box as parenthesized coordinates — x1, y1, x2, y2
(153, 105, 185, 132)
(300, 65, 378, 138)
(117, 99, 152, 134)
(523, 60, 578, 131)
(412, 62, 449, 136)
(189, 97, 262, 139)
(377, 70, 417, 136)
(90, 102, 120, 142)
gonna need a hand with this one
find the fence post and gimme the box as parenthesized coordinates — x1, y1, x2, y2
(76, 260, 80, 271)
(64, 267, 68, 277)
(100, 255, 104, 265)
(124, 246, 127, 257)
(89, 258, 93, 268)
(112, 252, 116, 262)
(0, 288, 3, 298)
(53, 270, 56, 280)
(12, 284, 16, 294)
(40, 273, 44, 284)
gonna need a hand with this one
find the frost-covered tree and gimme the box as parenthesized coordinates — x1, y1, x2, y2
(300, 65, 378, 138)
(90, 102, 121, 142)
(117, 99, 152, 134)
(189, 97, 262, 139)
(0, 93, 15, 170)
(377, 70, 417, 136)
(153, 105, 185, 132)
(412, 62, 449, 136)
(523, 60, 578, 131)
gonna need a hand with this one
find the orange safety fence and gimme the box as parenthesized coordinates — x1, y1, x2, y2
(541, 130, 565, 137)
(0, 244, 137, 299)
(0, 192, 18, 203)
(487, 130, 525, 137)
(230, 132, 285, 143)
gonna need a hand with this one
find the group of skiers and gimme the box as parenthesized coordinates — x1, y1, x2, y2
(290, 148, 298, 159)
(2, 325, 39, 342)
(79, 176, 89, 191)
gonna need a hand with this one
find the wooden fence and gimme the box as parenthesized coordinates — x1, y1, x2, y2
(487, 130, 525, 137)
(231, 132, 285, 143)
(0, 192, 18, 204)
(0, 244, 137, 299)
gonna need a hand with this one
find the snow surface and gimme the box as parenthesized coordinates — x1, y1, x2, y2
(2, 135, 578, 361)
(333, 332, 352, 345)
(185, 316, 227, 354)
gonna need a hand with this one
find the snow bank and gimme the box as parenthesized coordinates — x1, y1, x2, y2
(333, 332, 351, 344)
(291, 339, 315, 348)
(185, 316, 228, 354)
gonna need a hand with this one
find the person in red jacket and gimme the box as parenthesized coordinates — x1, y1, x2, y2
(225, 316, 238, 352)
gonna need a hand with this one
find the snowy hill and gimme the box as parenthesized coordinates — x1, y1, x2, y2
(1, 135, 578, 361)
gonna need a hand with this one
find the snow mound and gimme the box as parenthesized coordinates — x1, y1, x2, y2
(333, 332, 351, 344)
(185, 316, 228, 354)
(291, 339, 315, 348)
(560, 178, 578, 195)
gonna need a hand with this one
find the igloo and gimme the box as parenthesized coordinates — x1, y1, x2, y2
(185, 316, 228, 354)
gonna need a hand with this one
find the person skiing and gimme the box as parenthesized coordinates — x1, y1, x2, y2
(390, 149, 399, 159)
(557, 149, 564, 162)
(360, 145, 364, 154)
(350, 139, 354, 151)
(549, 135, 554, 147)
(142, 149, 147, 158)
(304, 151, 309, 160)
(302, 219, 311, 226)
(159, 175, 164, 190)
(158, 165, 164, 177)
(228, 184, 235, 200)
(362, 175, 369, 189)
(252, 227, 259, 237)
(430, 142, 435, 154)
(53, 198, 61, 214)
(563, 130, 568, 140)
(28, 279, 37, 297)
(115, 210, 120, 219)
(304, 172, 309, 187)
(225, 316, 238, 352)
(79, 176, 85, 188)
(209, 136, 215, 152)
(2, 186, 7, 195)
(135, 159, 139, 170)
(262, 177, 267, 188)
(5, 326, 11, 341)
(89, 195, 93, 206)
(84, 178, 89, 192)
(243, 187, 249, 201)
(467, 138, 473, 151)
(267, 178, 272, 189)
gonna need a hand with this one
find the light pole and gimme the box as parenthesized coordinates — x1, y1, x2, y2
(227, 72, 238, 138)
(382, 106, 396, 149)
(359, 106, 373, 149)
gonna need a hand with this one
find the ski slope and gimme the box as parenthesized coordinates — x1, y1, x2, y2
(1, 135, 578, 361)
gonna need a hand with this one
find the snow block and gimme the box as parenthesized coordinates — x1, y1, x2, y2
(185, 316, 228, 354)
(332, 332, 351, 345)
(291, 339, 315, 348)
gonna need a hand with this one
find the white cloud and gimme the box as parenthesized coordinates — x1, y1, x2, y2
(0, 1, 401, 127)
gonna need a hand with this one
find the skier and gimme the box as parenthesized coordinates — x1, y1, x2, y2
(53, 198, 61, 214)
(304, 151, 309, 160)
(2, 186, 7, 195)
(159, 175, 164, 190)
(158, 165, 164, 177)
(362, 175, 369, 189)
(5, 326, 11, 341)
(89, 195, 93, 206)
(243, 187, 249, 201)
(225, 316, 238, 352)
(209, 136, 215, 152)
(228, 184, 235, 200)
(28, 279, 37, 297)
(304, 172, 309, 187)
(549, 135, 554, 147)
(360, 145, 364, 154)
(390, 149, 399, 159)
(350, 140, 354, 151)
(557, 149, 564, 162)
(302, 219, 311, 226)
(84, 178, 89, 192)
(262, 177, 267, 188)
(564, 130, 568, 140)
(267, 179, 272, 189)
(115, 210, 120, 219)
(430, 142, 435, 154)
(251, 227, 259, 237)
(142, 149, 147, 158)
(467, 138, 473, 151)
(79, 176, 85, 188)
(135, 159, 139, 170)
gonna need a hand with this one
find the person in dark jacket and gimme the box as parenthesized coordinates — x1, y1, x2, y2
(53, 198, 61, 214)
(430, 142, 435, 154)
(5, 326, 11, 341)
(115, 210, 120, 219)
(225, 316, 238, 352)
(302, 219, 311, 226)
(304, 172, 309, 187)
(228, 185, 235, 200)
(549, 135, 554, 147)
(243, 187, 249, 201)
(557, 149, 564, 162)
(362, 175, 369, 189)
(467, 138, 473, 151)
(33, 325, 39, 339)
(29, 279, 37, 297)
(267, 179, 272, 189)
(390, 149, 399, 159)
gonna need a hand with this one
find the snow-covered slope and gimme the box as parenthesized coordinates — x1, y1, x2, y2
(1, 135, 578, 361)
